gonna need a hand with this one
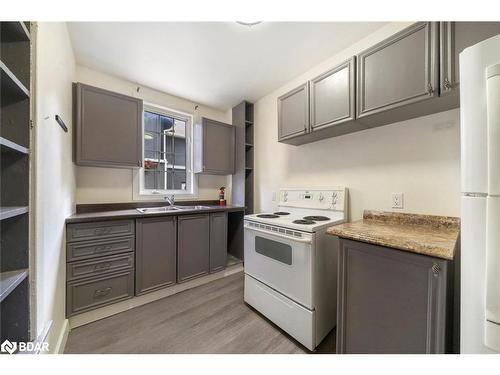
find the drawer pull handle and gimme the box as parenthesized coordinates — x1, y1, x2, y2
(94, 262, 112, 272)
(95, 245, 112, 252)
(94, 228, 112, 235)
(94, 287, 112, 298)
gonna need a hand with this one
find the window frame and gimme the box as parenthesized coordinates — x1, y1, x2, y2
(135, 103, 196, 199)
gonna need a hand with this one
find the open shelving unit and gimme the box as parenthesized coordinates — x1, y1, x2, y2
(232, 101, 254, 214)
(0, 21, 32, 346)
(228, 101, 254, 261)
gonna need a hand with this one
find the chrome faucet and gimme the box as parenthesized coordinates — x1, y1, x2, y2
(164, 194, 175, 206)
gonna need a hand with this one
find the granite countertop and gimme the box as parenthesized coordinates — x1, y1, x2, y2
(327, 210, 460, 260)
(66, 204, 246, 224)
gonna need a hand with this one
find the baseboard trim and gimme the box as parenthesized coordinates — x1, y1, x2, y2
(68, 264, 243, 329)
(52, 319, 70, 354)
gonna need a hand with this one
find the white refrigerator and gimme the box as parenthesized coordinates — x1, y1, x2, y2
(460, 34, 500, 353)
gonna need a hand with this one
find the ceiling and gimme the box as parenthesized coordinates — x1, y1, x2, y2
(67, 22, 386, 111)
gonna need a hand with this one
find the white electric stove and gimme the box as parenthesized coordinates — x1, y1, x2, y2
(243, 188, 347, 350)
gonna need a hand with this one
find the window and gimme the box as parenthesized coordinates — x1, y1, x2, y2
(139, 105, 193, 196)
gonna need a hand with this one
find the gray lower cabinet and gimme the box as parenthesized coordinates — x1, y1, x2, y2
(357, 22, 438, 119)
(135, 216, 177, 295)
(440, 22, 500, 94)
(66, 210, 236, 316)
(66, 219, 135, 317)
(310, 57, 356, 131)
(337, 239, 451, 354)
(209, 212, 227, 273)
(278, 82, 309, 141)
(194, 117, 235, 175)
(177, 214, 210, 282)
(74, 82, 143, 168)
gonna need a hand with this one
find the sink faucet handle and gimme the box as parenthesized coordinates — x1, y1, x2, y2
(164, 194, 175, 206)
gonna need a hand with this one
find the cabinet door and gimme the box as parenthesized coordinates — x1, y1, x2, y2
(357, 22, 438, 119)
(278, 83, 309, 141)
(337, 239, 448, 354)
(75, 83, 143, 168)
(198, 118, 235, 174)
(135, 216, 177, 295)
(209, 212, 227, 273)
(440, 22, 500, 94)
(177, 214, 210, 282)
(310, 57, 355, 131)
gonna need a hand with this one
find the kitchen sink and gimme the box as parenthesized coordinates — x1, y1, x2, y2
(135, 206, 181, 213)
(136, 205, 211, 213)
(176, 205, 212, 210)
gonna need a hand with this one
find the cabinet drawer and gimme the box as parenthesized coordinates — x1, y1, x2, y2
(66, 270, 134, 316)
(67, 252, 134, 281)
(67, 219, 134, 242)
(67, 236, 134, 261)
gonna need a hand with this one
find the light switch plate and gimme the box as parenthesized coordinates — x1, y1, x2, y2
(392, 193, 404, 209)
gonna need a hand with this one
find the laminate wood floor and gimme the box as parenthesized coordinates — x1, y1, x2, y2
(64, 271, 335, 354)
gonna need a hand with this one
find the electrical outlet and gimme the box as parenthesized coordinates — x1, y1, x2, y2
(392, 193, 404, 209)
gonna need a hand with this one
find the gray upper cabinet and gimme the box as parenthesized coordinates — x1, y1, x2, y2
(278, 82, 309, 141)
(194, 117, 235, 175)
(209, 212, 227, 273)
(310, 57, 355, 131)
(177, 214, 210, 282)
(135, 216, 177, 295)
(74, 82, 143, 168)
(337, 239, 451, 354)
(357, 22, 438, 119)
(440, 22, 500, 94)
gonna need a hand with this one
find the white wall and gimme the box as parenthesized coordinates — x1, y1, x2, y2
(35, 22, 76, 352)
(74, 66, 232, 204)
(254, 22, 461, 220)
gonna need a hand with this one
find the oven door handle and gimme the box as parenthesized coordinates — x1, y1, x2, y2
(245, 225, 312, 244)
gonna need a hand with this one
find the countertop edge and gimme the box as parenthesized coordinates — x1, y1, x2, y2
(328, 228, 456, 261)
(66, 205, 246, 224)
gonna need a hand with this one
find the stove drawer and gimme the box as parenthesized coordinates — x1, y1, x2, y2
(244, 274, 315, 350)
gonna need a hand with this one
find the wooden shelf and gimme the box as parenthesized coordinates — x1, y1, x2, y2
(0, 60, 30, 99)
(0, 206, 29, 221)
(1, 22, 30, 42)
(0, 137, 29, 155)
(0, 269, 28, 303)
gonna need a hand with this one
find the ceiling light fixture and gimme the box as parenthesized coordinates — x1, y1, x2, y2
(236, 21, 262, 27)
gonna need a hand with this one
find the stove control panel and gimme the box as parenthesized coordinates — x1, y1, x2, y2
(279, 188, 346, 211)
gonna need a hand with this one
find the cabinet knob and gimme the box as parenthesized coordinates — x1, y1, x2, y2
(443, 78, 452, 90)
(427, 83, 434, 96)
(431, 263, 440, 276)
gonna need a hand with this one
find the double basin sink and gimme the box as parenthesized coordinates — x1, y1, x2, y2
(135, 205, 211, 214)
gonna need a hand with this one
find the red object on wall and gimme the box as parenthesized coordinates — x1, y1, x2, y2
(219, 187, 226, 206)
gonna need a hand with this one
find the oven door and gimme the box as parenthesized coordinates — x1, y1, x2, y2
(244, 221, 314, 309)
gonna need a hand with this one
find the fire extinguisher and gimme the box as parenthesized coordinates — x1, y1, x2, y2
(219, 186, 226, 206)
